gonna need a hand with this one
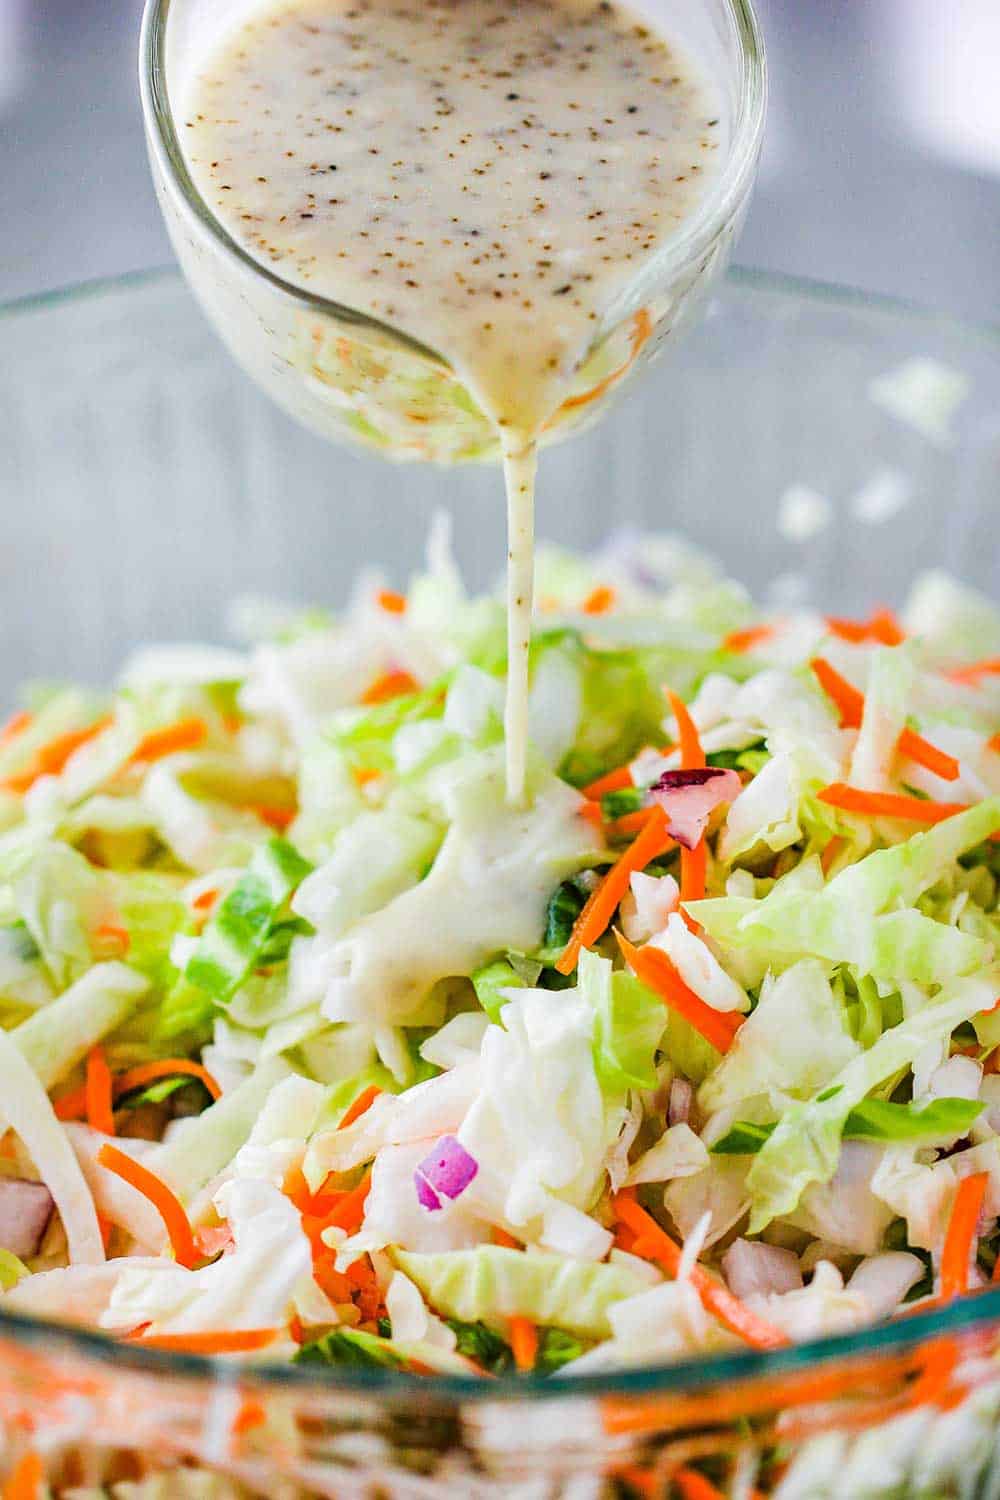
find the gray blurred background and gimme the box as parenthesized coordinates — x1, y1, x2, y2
(1, 0, 998, 315)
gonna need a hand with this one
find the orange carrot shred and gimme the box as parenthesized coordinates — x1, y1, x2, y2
(990, 733, 1000, 755)
(546, 308, 652, 425)
(86, 1047, 116, 1137)
(604, 807, 659, 840)
(2, 715, 113, 794)
(129, 717, 208, 765)
(555, 805, 673, 975)
(0, 711, 32, 747)
(250, 804, 296, 831)
(811, 658, 959, 780)
(509, 1315, 539, 1372)
(679, 837, 707, 926)
(361, 669, 419, 705)
(2, 1451, 44, 1500)
(613, 1191, 787, 1350)
(53, 1084, 88, 1122)
(323, 1169, 372, 1233)
(582, 763, 635, 799)
(940, 1172, 988, 1302)
(817, 783, 992, 831)
(821, 835, 846, 875)
(723, 623, 775, 655)
(377, 589, 407, 615)
(98, 1144, 200, 1269)
(582, 585, 617, 616)
(112, 1059, 222, 1103)
(614, 1464, 659, 1499)
(232, 1398, 267, 1437)
(947, 658, 1000, 686)
(92, 920, 130, 957)
(338, 1083, 381, 1130)
(127, 1327, 281, 1354)
(492, 1227, 521, 1249)
(352, 766, 382, 788)
(192, 888, 219, 913)
(673, 1469, 726, 1500)
(868, 608, 906, 646)
(577, 800, 605, 829)
(616, 933, 743, 1055)
(665, 690, 706, 770)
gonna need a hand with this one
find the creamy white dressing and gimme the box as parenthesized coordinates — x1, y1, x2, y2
(181, 0, 722, 802)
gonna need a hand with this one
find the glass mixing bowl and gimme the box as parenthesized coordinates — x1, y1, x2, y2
(0, 265, 999, 1496)
(139, 0, 766, 462)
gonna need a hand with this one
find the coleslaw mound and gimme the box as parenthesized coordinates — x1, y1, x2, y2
(0, 524, 998, 1378)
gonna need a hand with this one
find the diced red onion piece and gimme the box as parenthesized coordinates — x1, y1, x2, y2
(414, 1173, 443, 1213)
(648, 768, 742, 850)
(414, 1135, 478, 1214)
(721, 1238, 803, 1300)
(668, 1078, 693, 1128)
(0, 1177, 55, 1259)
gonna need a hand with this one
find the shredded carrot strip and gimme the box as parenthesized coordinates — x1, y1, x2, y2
(92, 919, 131, 957)
(86, 1047, 116, 1137)
(947, 657, 1000, 686)
(614, 1191, 787, 1349)
(817, 783, 993, 831)
(582, 763, 635, 799)
(232, 1398, 267, 1437)
(723, 623, 775, 655)
(868, 608, 906, 646)
(250, 804, 296, 831)
(940, 1172, 988, 1302)
(338, 1083, 381, 1130)
(679, 836, 707, 916)
(192, 887, 219, 913)
(128, 1327, 281, 1354)
(614, 1465, 658, 1499)
(98, 1144, 200, 1269)
(582, 585, 617, 616)
(324, 1169, 372, 1233)
(820, 835, 846, 875)
(825, 610, 904, 646)
(2, 715, 113, 794)
(129, 717, 208, 764)
(53, 1084, 87, 1122)
(112, 1059, 222, 1103)
(673, 1470, 725, 1500)
(361, 669, 419, 705)
(0, 711, 32, 747)
(546, 308, 653, 424)
(604, 807, 658, 840)
(509, 1315, 539, 1372)
(665, 690, 706, 770)
(492, 1227, 521, 1249)
(555, 805, 673, 975)
(352, 766, 382, 788)
(578, 800, 605, 829)
(990, 733, 1000, 755)
(377, 589, 407, 615)
(617, 933, 742, 1055)
(2, 1451, 44, 1500)
(811, 657, 960, 780)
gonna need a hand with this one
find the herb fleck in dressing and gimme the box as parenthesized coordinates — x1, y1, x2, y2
(182, 0, 722, 802)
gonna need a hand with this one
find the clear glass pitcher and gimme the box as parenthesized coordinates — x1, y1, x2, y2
(139, 0, 766, 462)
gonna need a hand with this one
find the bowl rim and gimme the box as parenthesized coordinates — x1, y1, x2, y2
(137, 0, 768, 369)
(3, 1280, 1000, 1402)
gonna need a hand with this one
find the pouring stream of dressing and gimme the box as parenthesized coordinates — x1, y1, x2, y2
(180, 0, 723, 803)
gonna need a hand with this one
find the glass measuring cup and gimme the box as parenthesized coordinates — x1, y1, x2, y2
(140, 0, 766, 462)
